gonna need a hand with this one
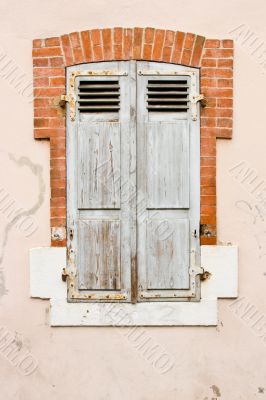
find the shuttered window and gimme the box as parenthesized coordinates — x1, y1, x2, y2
(66, 61, 200, 303)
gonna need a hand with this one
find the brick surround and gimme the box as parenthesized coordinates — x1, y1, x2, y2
(32, 27, 234, 246)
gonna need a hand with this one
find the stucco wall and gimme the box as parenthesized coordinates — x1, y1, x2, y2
(0, 0, 265, 398)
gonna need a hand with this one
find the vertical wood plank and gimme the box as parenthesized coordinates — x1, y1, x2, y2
(78, 122, 121, 209)
(146, 219, 189, 289)
(78, 220, 121, 290)
(147, 120, 189, 208)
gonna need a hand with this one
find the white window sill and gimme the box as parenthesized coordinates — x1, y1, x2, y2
(30, 245, 238, 326)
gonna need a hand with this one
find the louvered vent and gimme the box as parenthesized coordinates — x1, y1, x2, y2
(78, 80, 120, 112)
(147, 79, 189, 112)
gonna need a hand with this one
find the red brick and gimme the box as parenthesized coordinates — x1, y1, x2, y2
(34, 108, 60, 117)
(34, 77, 49, 87)
(50, 197, 66, 207)
(33, 68, 65, 77)
(201, 195, 216, 205)
(33, 47, 62, 57)
(102, 28, 112, 59)
(217, 78, 233, 87)
(50, 137, 66, 148)
(200, 215, 216, 225)
(133, 27, 143, 59)
(91, 29, 103, 61)
(69, 32, 83, 64)
(60, 34, 74, 65)
(33, 39, 43, 48)
(162, 46, 172, 62)
(50, 148, 66, 158)
(201, 97, 217, 108)
(217, 98, 233, 108)
(202, 68, 233, 78)
(181, 49, 192, 65)
(218, 59, 233, 68)
(80, 30, 93, 62)
(45, 37, 60, 47)
(201, 205, 216, 215)
(50, 57, 64, 67)
(123, 28, 133, 59)
(34, 98, 56, 107)
(162, 31, 174, 61)
(152, 29, 165, 60)
(144, 27, 155, 44)
(191, 35, 205, 66)
(216, 128, 232, 139)
(201, 236, 216, 245)
(114, 27, 123, 44)
(50, 158, 66, 167)
(114, 28, 123, 59)
(201, 58, 217, 67)
(34, 88, 64, 97)
(203, 87, 233, 97)
(201, 176, 216, 187)
(223, 40, 234, 48)
(200, 127, 218, 137)
(33, 58, 49, 67)
(50, 77, 65, 87)
(164, 30, 175, 47)
(171, 31, 185, 63)
(184, 33, 196, 49)
(204, 39, 220, 48)
(201, 117, 216, 127)
(201, 185, 216, 194)
(201, 157, 216, 167)
(204, 49, 233, 58)
(50, 179, 66, 188)
(114, 44, 123, 60)
(35, 128, 65, 139)
(48, 118, 65, 128)
(50, 167, 66, 180)
(201, 78, 217, 87)
(202, 108, 233, 117)
(51, 188, 66, 198)
(34, 118, 49, 128)
(143, 44, 152, 60)
(51, 207, 66, 218)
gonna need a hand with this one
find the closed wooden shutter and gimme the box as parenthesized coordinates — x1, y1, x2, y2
(67, 61, 136, 302)
(66, 61, 200, 302)
(136, 61, 200, 301)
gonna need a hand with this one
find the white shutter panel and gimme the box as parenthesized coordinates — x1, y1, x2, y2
(136, 61, 200, 301)
(66, 61, 136, 302)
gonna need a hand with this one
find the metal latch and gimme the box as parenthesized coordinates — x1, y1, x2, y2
(189, 93, 205, 121)
(189, 248, 211, 281)
(59, 94, 71, 107)
(60, 93, 76, 121)
(62, 267, 70, 282)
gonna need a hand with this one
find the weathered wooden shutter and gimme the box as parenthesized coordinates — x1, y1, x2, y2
(66, 60, 200, 303)
(67, 61, 136, 302)
(136, 61, 200, 301)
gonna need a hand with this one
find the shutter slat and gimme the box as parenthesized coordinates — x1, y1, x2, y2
(78, 80, 120, 113)
(147, 78, 189, 113)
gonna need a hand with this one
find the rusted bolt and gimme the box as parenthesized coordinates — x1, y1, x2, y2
(200, 271, 212, 281)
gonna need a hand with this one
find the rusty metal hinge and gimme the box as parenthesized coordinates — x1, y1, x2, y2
(189, 93, 205, 121)
(62, 267, 70, 282)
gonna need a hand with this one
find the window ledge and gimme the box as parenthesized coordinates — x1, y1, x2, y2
(29, 245, 238, 326)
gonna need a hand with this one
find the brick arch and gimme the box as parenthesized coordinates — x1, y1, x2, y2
(32, 27, 234, 246)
